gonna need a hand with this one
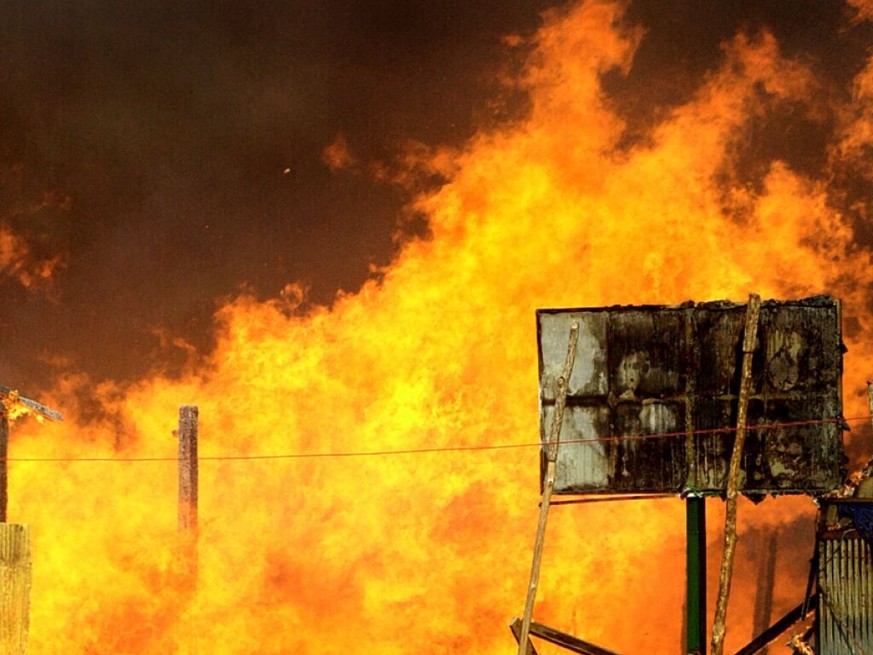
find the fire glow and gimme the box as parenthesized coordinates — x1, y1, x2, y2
(8, 2, 873, 654)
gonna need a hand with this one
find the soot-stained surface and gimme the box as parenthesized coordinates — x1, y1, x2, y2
(538, 296, 843, 495)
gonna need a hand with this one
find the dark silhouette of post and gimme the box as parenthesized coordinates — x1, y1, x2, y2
(178, 405, 199, 585)
(0, 412, 7, 523)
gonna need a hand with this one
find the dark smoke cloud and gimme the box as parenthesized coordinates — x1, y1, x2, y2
(0, 0, 871, 395)
(0, 0, 557, 390)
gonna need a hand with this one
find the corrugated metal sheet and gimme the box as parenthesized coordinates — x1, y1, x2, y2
(536, 296, 843, 495)
(818, 534, 873, 654)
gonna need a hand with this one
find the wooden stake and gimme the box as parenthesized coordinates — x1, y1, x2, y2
(516, 322, 579, 655)
(711, 294, 761, 655)
(0, 523, 31, 655)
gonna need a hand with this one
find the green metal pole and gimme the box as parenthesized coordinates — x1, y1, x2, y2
(686, 496, 707, 654)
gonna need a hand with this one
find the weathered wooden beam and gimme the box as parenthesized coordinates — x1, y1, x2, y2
(510, 617, 620, 655)
(0, 524, 31, 655)
(711, 294, 762, 655)
(516, 323, 578, 655)
(0, 385, 62, 423)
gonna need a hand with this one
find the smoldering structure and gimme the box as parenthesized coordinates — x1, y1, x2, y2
(536, 296, 843, 497)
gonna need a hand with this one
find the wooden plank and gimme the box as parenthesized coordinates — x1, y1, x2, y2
(711, 294, 761, 655)
(0, 524, 31, 655)
(732, 598, 813, 655)
(0, 386, 62, 423)
(510, 617, 620, 655)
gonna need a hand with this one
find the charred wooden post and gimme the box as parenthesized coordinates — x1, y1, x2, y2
(516, 323, 578, 655)
(711, 293, 761, 655)
(0, 523, 31, 655)
(0, 413, 7, 524)
(177, 405, 199, 585)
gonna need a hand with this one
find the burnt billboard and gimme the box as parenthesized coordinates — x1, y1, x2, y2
(537, 296, 843, 496)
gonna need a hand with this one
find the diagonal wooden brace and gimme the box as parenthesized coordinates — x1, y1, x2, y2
(711, 294, 761, 655)
(515, 322, 579, 655)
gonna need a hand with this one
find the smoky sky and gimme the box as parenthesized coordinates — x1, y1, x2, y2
(1, 0, 871, 393)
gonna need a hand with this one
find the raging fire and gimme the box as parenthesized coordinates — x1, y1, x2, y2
(7, 2, 873, 654)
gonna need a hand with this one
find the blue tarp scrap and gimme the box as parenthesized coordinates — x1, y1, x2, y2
(837, 502, 873, 546)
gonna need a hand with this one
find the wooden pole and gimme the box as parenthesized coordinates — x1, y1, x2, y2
(178, 405, 199, 585)
(711, 294, 761, 655)
(178, 405, 199, 532)
(516, 322, 579, 655)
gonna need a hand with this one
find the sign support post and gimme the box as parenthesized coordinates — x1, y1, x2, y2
(686, 496, 706, 654)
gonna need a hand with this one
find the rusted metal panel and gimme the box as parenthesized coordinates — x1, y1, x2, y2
(537, 296, 843, 495)
(817, 531, 873, 654)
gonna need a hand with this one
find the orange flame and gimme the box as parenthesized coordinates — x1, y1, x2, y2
(9, 2, 873, 654)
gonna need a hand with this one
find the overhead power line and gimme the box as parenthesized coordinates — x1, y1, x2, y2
(5, 414, 869, 464)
